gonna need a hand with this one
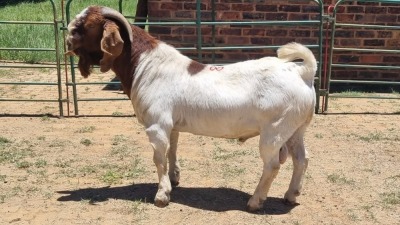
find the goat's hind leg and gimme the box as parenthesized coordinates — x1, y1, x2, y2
(168, 131, 181, 186)
(284, 128, 309, 205)
(247, 134, 281, 212)
(146, 124, 172, 207)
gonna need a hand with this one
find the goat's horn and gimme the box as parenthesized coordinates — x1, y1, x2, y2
(100, 6, 133, 43)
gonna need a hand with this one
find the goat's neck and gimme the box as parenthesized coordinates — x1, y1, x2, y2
(111, 26, 158, 98)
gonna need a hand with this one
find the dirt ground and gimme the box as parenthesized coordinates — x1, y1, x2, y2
(0, 66, 399, 224)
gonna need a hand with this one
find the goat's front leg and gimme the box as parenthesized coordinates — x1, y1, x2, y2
(146, 124, 172, 207)
(247, 137, 281, 212)
(168, 131, 181, 186)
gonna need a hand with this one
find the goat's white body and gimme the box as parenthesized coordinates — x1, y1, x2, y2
(130, 42, 316, 210)
(131, 43, 315, 140)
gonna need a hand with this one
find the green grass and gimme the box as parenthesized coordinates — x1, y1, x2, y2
(380, 191, 400, 206)
(327, 173, 355, 185)
(75, 125, 96, 133)
(0, 0, 137, 62)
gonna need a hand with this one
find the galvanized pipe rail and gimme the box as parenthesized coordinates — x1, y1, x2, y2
(64, 0, 324, 115)
(0, 0, 65, 116)
(325, 0, 400, 112)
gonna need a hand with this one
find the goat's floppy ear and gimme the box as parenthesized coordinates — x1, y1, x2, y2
(100, 21, 124, 72)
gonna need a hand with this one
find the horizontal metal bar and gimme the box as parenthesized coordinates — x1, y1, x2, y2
(333, 47, 400, 54)
(330, 79, 400, 85)
(335, 23, 400, 30)
(0, 64, 58, 68)
(66, 82, 121, 85)
(328, 95, 400, 99)
(134, 20, 321, 26)
(331, 64, 400, 70)
(177, 45, 320, 51)
(0, 99, 65, 102)
(77, 98, 129, 102)
(0, 82, 59, 85)
(339, 0, 400, 4)
(0, 21, 54, 25)
(0, 48, 56, 52)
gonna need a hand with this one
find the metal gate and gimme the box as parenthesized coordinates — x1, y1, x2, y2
(0, 0, 64, 116)
(323, 0, 400, 112)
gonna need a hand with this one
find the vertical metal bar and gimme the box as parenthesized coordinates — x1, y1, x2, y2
(50, 0, 64, 117)
(118, 0, 123, 13)
(61, 0, 71, 116)
(326, 1, 340, 112)
(312, 0, 324, 113)
(66, 0, 79, 116)
(211, 0, 216, 63)
(196, 0, 202, 61)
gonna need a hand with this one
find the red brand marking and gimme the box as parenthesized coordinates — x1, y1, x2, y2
(209, 66, 224, 71)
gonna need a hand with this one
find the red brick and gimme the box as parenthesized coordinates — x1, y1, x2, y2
(377, 31, 393, 38)
(388, 7, 400, 14)
(255, 5, 278, 12)
(289, 30, 311, 38)
(250, 37, 272, 45)
(243, 12, 265, 20)
(265, 29, 288, 37)
(340, 39, 361, 47)
(148, 10, 171, 18)
(346, 6, 365, 13)
(336, 14, 355, 22)
(219, 28, 242, 36)
(288, 13, 309, 20)
(218, 12, 241, 20)
(173, 27, 195, 35)
(376, 15, 397, 23)
(227, 36, 250, 45)
(242, 28, 265, 36)
(232, 4, 254, 11)
(161, 2, 182, 10)
(360, 55, 382, 64)
(174, 11, 194, 18)
(355, 31, 375, 38)
(265, 13, 288, 20)
(183, 3, 206, 10)
(363, 39, 385, 47)
(214, 3, 231, 10)
(279, 5, 301, 12)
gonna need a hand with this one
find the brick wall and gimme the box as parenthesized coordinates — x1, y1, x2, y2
(330, 1, 400, 83)
(147, 0, 400, 83)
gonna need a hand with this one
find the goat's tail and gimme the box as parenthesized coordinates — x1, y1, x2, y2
(277, 42, 317, 83)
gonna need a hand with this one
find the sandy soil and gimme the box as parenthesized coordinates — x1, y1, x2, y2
(0, 66, 399, 224)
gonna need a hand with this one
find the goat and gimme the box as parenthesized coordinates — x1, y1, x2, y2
(66, 6, 316, 211)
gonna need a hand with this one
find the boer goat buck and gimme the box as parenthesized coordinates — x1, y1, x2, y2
(66, 6, 317, 211)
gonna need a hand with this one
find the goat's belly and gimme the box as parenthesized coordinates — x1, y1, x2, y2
(173, 114, 261, 139)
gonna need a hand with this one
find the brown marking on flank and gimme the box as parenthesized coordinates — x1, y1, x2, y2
(187, 60, 206, 75)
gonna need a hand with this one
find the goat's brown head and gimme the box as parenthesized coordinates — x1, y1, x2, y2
(66, 6, 133, 77)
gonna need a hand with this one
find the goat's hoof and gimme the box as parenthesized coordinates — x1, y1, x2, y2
(284, 191, 299, 205)
(246, 204, 261, 212)
(170, 180, 180, 186)
(246, 198, 263, 212)
(154, 198, 169, 208)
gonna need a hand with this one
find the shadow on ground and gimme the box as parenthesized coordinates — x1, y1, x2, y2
(57, 183, 297, 215)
